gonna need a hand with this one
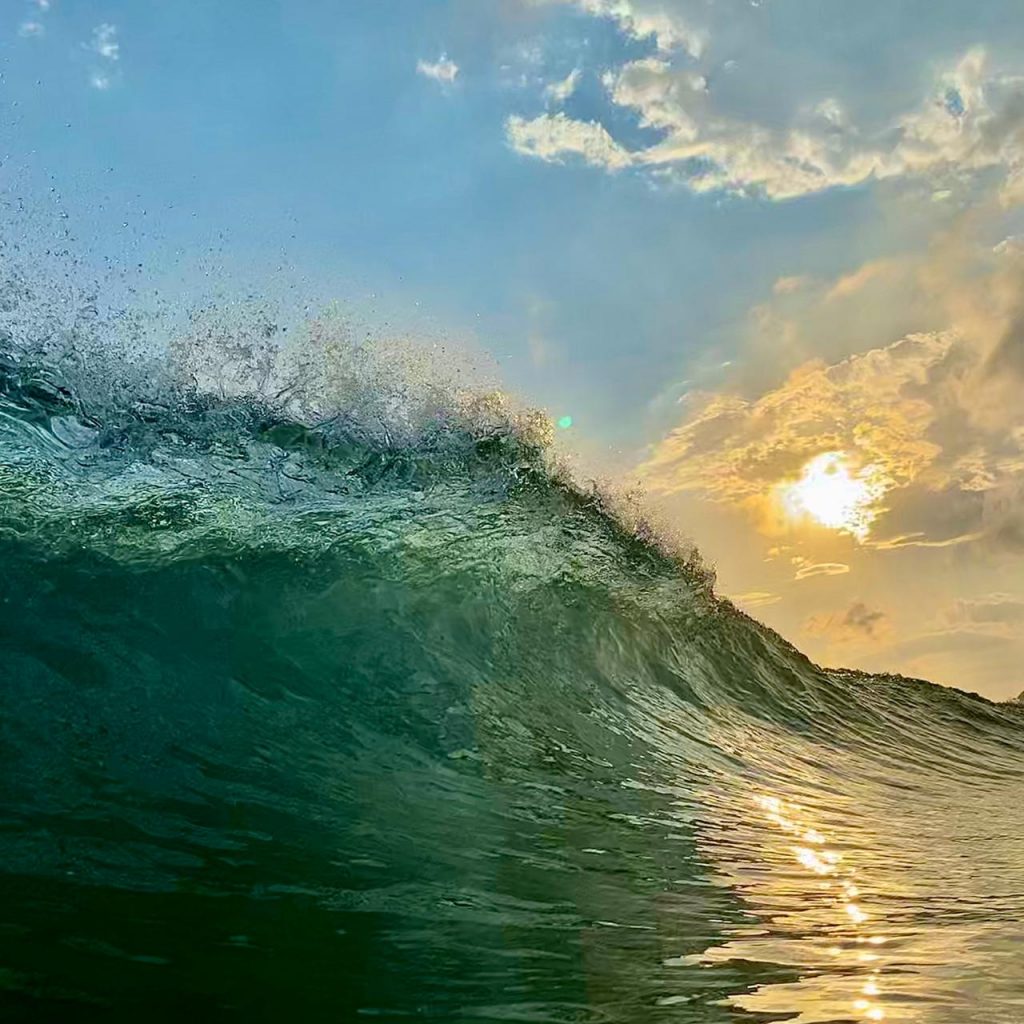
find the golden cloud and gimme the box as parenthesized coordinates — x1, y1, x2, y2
(641, 216, 1024, 552)
(639, 331, 952, 537)
(792, 558, 851, 581)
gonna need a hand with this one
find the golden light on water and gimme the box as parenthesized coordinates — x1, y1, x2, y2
(751, 793, 891, 1022)
(779, 451, 888, 540)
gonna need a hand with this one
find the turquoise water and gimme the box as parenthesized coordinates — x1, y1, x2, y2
(1, 312, 1023, 1023)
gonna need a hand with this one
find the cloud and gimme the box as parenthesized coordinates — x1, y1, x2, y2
(942, 593, 1024, 635)
(773, 275, 810, 295)
(85, 23, 120, 88)
(805, 601, 889, 643)
(871, 595, 1024, 696)
(509, 45, 1024, 200)
(824, 259, 898, 303)
(89, 23, 119, 61)
(735, 254, 932, 384)
(507, 112, 632, 170)
(792, 559, 850, 581)
(994, 235, 1024, 257)
(18, 0, 49, 39)
(544, 68, 581, 105)
(536, 0, 705, 58)
(640, 318, 1024, 550)
(639, 331, 952, 530)
(640, 215, 1024, 558)
(870, 530, 982, 551)
(417, 54, 459, 85)
(911, 629, 1020, 663)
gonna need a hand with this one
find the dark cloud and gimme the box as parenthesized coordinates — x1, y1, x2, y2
(805, 601, 889, 643)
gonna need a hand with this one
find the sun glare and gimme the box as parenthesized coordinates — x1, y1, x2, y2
(780, 452, 886, 540)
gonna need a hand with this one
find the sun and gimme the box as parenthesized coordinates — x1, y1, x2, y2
(779, 451, 887, 540)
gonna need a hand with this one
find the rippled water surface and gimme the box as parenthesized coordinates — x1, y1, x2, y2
(1, 324, 1023, 1023)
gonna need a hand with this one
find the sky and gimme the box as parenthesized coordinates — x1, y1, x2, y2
(4, 0, 1024, 699)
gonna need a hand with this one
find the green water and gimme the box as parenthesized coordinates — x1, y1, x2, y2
(1, 335, 1023, 1023)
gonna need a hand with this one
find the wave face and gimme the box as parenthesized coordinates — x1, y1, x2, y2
(1, 313, 1024, 1024)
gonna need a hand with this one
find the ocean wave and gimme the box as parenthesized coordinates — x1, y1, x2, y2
(1, 279, 1023, 1022)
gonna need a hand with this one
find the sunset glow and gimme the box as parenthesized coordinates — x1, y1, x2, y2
(780, 452, 887, 540)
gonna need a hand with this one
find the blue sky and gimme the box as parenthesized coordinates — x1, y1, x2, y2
(0, 0, 964, 434)
(6, 0, 1024, 697)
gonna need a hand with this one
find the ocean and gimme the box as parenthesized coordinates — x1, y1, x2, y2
(1, 295, 1023, 1023)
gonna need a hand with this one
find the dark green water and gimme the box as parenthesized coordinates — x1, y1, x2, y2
(1, 323, 1023, 1023)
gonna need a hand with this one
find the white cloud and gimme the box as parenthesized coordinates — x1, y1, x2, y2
(994, 236, 1024, 257)
(90, 23, 119, 61)
(815, 98, 847, 128)
(509, 45, 1024, 201)
(506, 112, 632, 170)
(19, 0, 50, 40)
(544, 68, 581, 105)
(604, 57, 705, 138)
(417, 54, 459, 85)
(773, 275, 810, 295)
(85, 24, 120, 90)
(545, 0, 705, 58)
